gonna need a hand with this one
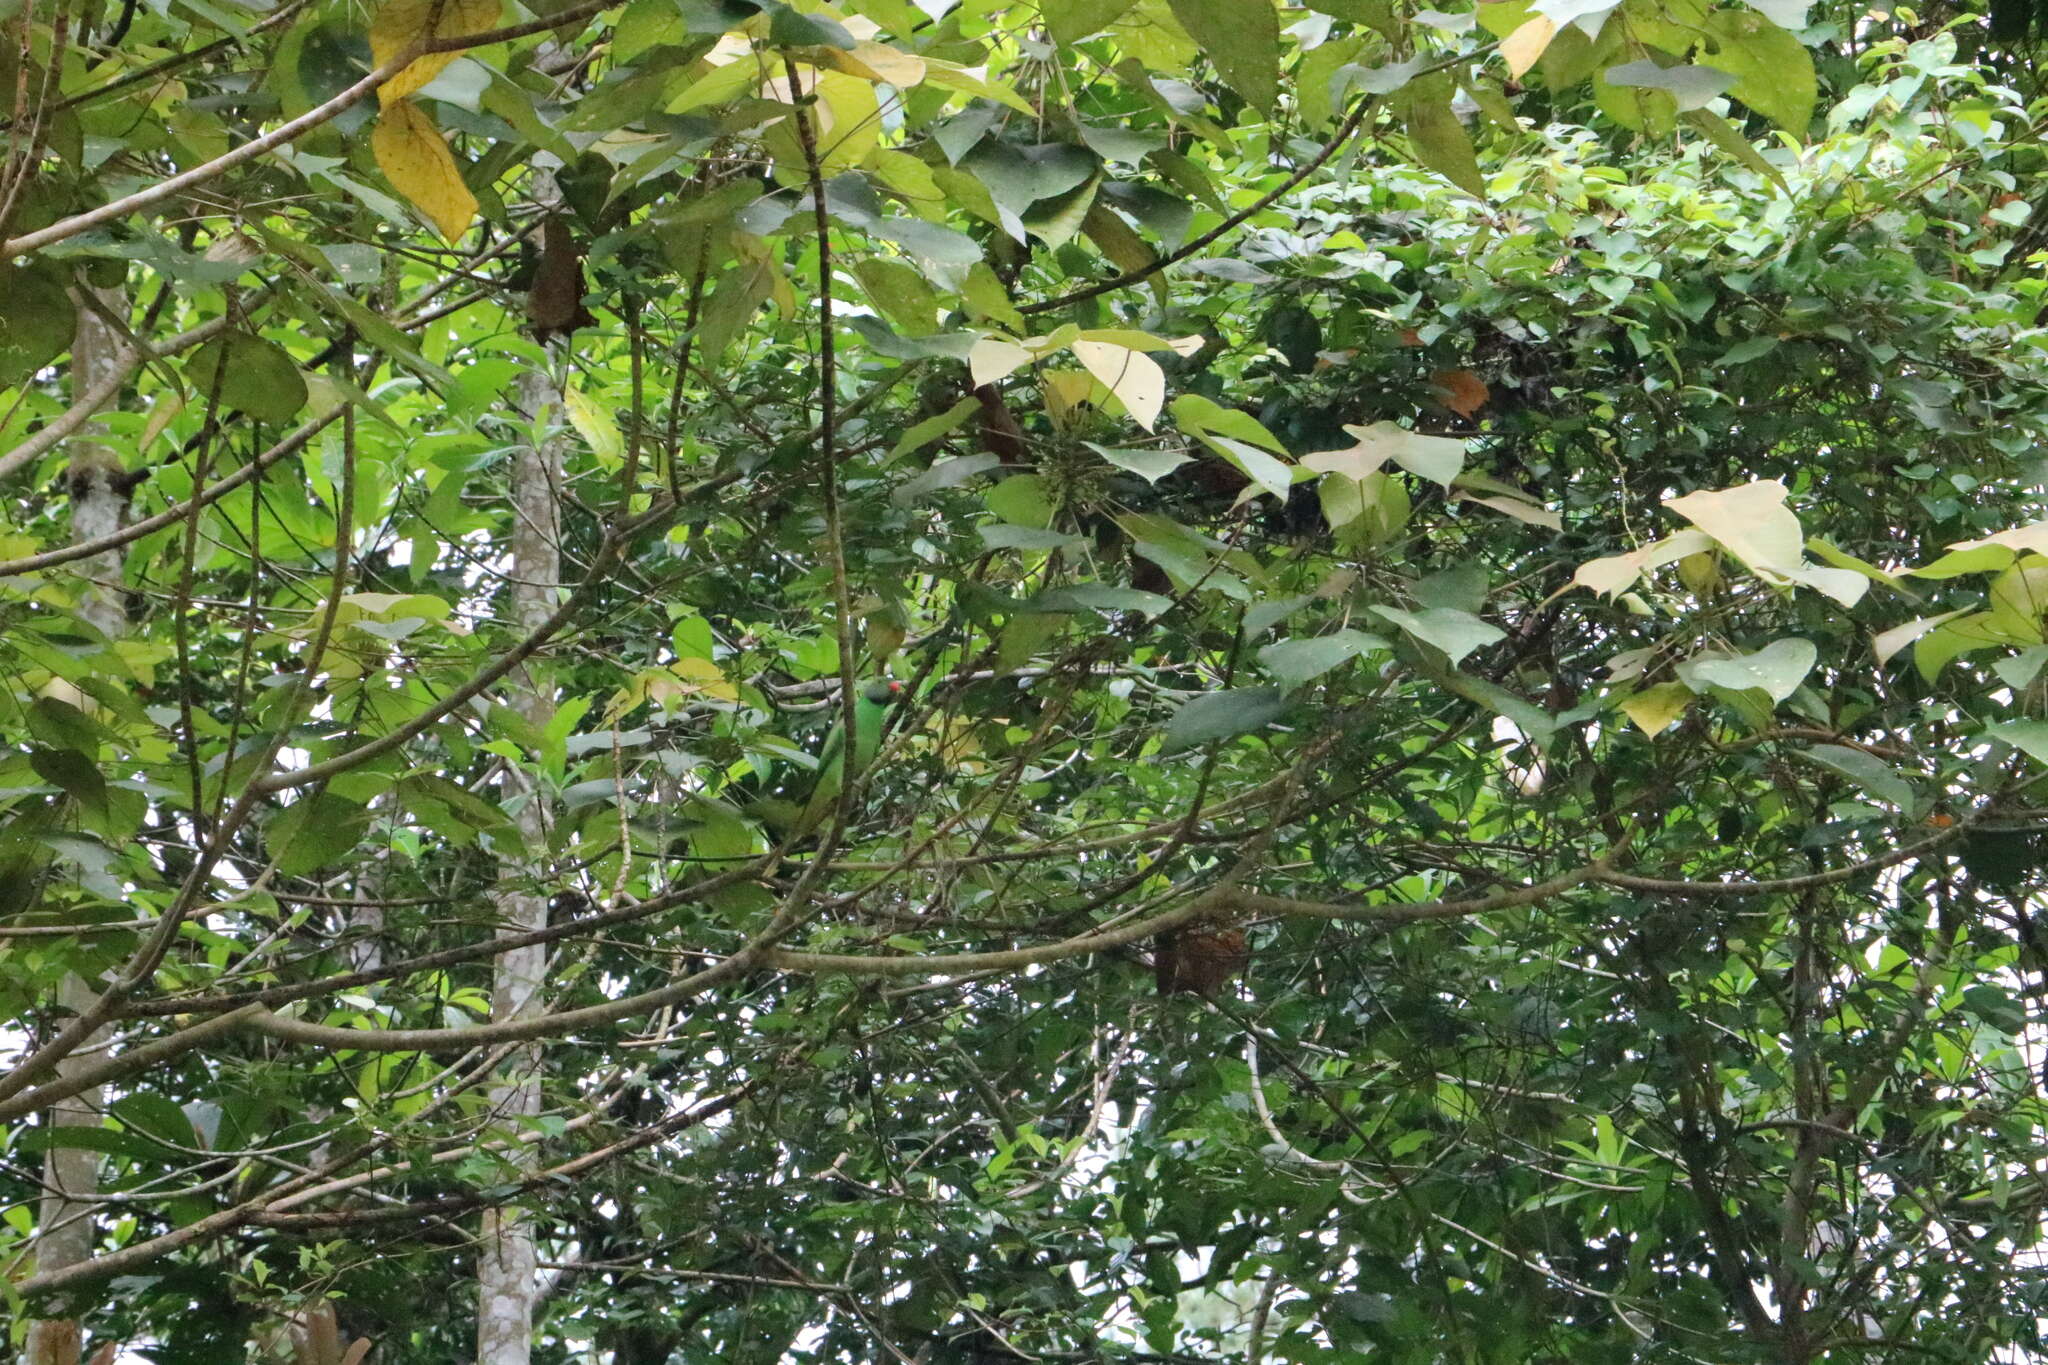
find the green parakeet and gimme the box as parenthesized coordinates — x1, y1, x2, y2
(751, 678, 905, 839)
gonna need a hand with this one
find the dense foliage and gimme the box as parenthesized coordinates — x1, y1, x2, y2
(9, 0, 2048, 1361)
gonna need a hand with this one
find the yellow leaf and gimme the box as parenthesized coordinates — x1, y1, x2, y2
(969, 336, 1033, 387)
(371, 99, 477, 244)
(1042, 370, 1096, 426)
(564, 384, 623, 464)
(1572, 528, 1715, 597)
(1619, 682, 1691, 737)
(370, 0, 502, 107)
(1454, 491, 1562, 531)
(1070, 339, 1163, 431)
(828, 40, 926, 87)
(1501, 16, 1556, 79)
(763, 65, 881, 181)
(1664, 479, 1804, 579)
(920, 57, 1037, 114)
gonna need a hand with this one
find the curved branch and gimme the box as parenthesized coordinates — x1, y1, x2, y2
(236, 866, 1605, 1054)
(1595, 824, 1961, 899)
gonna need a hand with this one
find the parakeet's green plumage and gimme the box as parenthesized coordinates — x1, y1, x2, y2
(795, 678, 903, 834)
(744, 679, 903, 839)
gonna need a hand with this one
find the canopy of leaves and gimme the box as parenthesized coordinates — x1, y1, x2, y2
(7, 0, 2048, 1361)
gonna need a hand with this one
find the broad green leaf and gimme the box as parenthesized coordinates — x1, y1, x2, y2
(986, 474, 1054, 528)
(268, 793, 371, 878)
(1370, 605, 1506, 666)
(0, 261, 76, 384)
(1166, 0, 1280, 113)
(1170, 394, 1287, 453)
(110, 1094, 202, 1151)
(893, 453, 1001, 506)
(1990, 721, 2048, 768)
(182, 333, 309, 426)
(1260, 629, 1389, 684)
(1683, 109, 1790, 192)
(29, 748, 107, 818)
(886, 398, 979, 464)
(1044, 0, 1140, 44)
(1400, 74, 1485, 198)
(1676, 638, 1817, 704)
(1701, 9, 1816, 133)
(1028, 584, 1174, 617)
(1800, 745, 1914, 808)
(1161, 686, 1290, 752)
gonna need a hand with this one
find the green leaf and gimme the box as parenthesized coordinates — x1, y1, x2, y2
(1086, 442, 1191, 484)
(268, 792, 371, 877)
(1169, 394, 1287, 453)
(1166, 0, 1280, 113)
(768, 1, 854, 46)
(893, 452, 1001, 506)
(961, 142, 1100, 242)
(182, 333, 309, 425)
(1701, 9, 1816, 133)
(1370, 605, 1505, 667)
(1990, 720, 2048, 768)
(1027, 585, 1174, 617)
(886, 397, 979, 464)
(1161, 686, 1290, 752)
(1399, 73, 1485, 198)
(28, 697, 103, 752)
(16, 1125, 160, 1160)
(986, 474, 1054, 528)
(0, 261, 76, 384)
(1799, 745, 1913, 808)
(1260, 629, 1389, 684)
(1682, 109, 1789, 192)
(1676, 639, 1816, 704)
(981, 524, 1084, 551)
(1044, 0, 1139, 44)
(110, 1093, 202, 1151)
(30, 747, 108, 818)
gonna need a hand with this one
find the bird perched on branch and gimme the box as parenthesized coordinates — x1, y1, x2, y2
(750, 679, 906, 840)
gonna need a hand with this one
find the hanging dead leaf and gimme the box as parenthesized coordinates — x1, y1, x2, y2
(528, 216, 596, 342)
(372, 98, 477, 245)
(973, 383, 1029, 462)
(370, 0, 502, 107)
(1154, 924, 1248, 996)
(1431, 368, 1490, 417)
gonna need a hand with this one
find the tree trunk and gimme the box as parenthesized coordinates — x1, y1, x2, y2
(475, 368, 562, 1364)
(24, 292, 128, 1365)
